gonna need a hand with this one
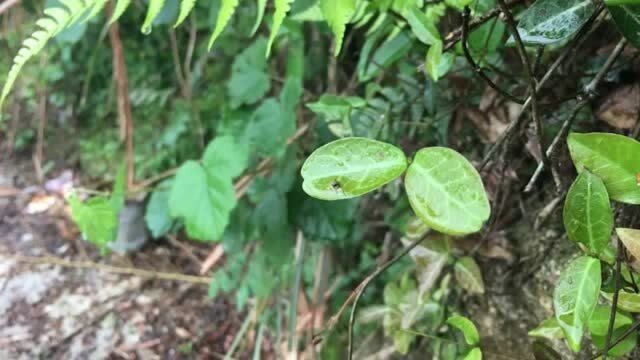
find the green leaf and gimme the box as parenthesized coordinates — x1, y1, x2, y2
(111, 163, 127, 213)
(145, 181, 174, 238)
(445, 0, 473, 11)
(567, 132, 640, 204)
(202, 135, 249, 179)
(553, 256, 601, 352)
(617, 228, 640, 263)
(592, 325, 637, 357)
(404, 6, 440, 45)
(301, 137, 408, 200)
(409, 234, 449, 297)
(141, 0, 166, 34)
(110, 0, 132, 23)
(447, 315, 480, 346)
(425, 40, 454, 82)
(175, 0, 196, 26)
(463, 347, 482, 360)
(515, 0, 596, 45)
(227, 38, 271, 109)
(607, 3, 640, 49)
(320, 0, 356, 56)
(266, 0, 294, 57)
(208, 0, 239, 49)
(563, 171, 613, 254)
(360, 31, 413, 82)
(454, 256, 485, 294)
(251, 0, 267, 35)
(587, 305, 632, 336)
(528, 318, 565, 340)
(169, 161, 236, 241)
(405, 147, 490, 236)
(602, 290, 640, 312)
(247, 98, 294, 158)
(68, 194, 118, 252)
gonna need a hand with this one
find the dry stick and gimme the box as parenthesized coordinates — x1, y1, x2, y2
(603, 238, 624, 360)
(480, 4, 605, 171)
(346, 236, 424, 360)
(497, 0, 551, 183)
(1, 252, 211, 284)
(461, 7, 525, 105)
(523, 37, 627, 192)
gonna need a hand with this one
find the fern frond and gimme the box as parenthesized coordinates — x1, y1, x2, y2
(251, 0, 267, 36)
(208, 0, 239, 50)
(109, 0, 132, 24)
(175, 0, 197, 27)
(141, 0, 166, 34)
(1, 0, 94, 111)
(265, 0, 293, 57)
(320, 0, 356, 56)
(87, 0, 109, 21)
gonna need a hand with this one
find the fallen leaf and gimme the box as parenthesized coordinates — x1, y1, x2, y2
(596, 84, 640, 129)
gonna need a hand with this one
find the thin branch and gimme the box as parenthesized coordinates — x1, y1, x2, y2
(603, 238, 624, 360)
(591, 319, 640, 359)
(461, 7, 525, 105)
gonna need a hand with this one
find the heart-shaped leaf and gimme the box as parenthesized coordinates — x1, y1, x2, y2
(515, 0, 596, 45)
(405, 147, 490, 235)
(301, 137, 408, 200)
(563, 171, 613, 253)
(617, 228, 640, 260)
(553, 256, 601, 352)
(608, 3, 640, 49)
(568, 132, 640, 204)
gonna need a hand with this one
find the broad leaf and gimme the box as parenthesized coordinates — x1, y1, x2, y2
(617, 228, 640, 260)
(454, 256, 485, 294)
(301, 137, 407, 200)
(447, 315, 480, 346)
(608, 3, 640, 49)
(145, 180, 174, 238)
(592, 325, 637, 357)
(587, 305, 632, 336)
(563, 171, 613, 253)
(515, 0, 596, 45)
(602, 290, 640, 312)
(320, 0, 356, 56)
(266, 0, 294, 56)
(68, 194, 118, 252)
(463, 348, 482, 360)
(169, 161, 236, 241)
(203, 135, 249, 179)
(568, 132, 640, 204)
(405, 147, 490, 235)
(247, 98, 295, 158)
(553, 256, 601, 352)
(227, 38, 271, 109)
(528, 318, 564, 340)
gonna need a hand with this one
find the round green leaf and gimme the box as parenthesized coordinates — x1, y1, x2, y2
(405, 147, 490, 235)
(301, 137, 408, 200)
(563, 171, 613, 254)
(567, 132, 640, 204)
(447, 315, 480, 346)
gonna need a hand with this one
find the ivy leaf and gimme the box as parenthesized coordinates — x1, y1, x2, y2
(563, 171, 613, 254)
(553, 256, 601, 352)
(405, 147, 490, 236)
(607, 3, 640, 49)
(301, 137, 407, 200)
(528, 318, 565, 340)
(602, 290, 640, 312)
(446, 315, 480, 346)
(617, 228, 640, 260)
(68, 194, 118, 252)
(145, 180, 174, 238)
(587, 305, 632, 336)
(208, 0, 239, 49)
(454, 256, 485, 294)
(169, 161, 236, 241)
(227, 38, 271, 109)
(320, 0, 356, 56)
(514, 0, 596, 45)
(592, 325, 637, 357)
(567, 132, 640, 204)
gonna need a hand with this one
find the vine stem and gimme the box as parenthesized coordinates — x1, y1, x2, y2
(346, 236, 424, 360)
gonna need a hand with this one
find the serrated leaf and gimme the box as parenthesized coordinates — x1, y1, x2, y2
(447, 315, 480, 346)
(141, 0, 165, 34)
(587, 305, 632, 336)
(454, 256, 485, 294)
(169, 161, 236, 241)
(227, 38, 271, 109)
(567, 132, 640, 204)
(592, 325, 637, 357)
(68, 194, 118, 252)
(208, 0, 239, 49)
(110, 0, 132, 23)
(320, 0, 356, 56)
(175, 0, 196, 26)
(301, 137, 407, 200)
(405, 147, 490, 236)
(553, 256, 601, 352)
(529, 318, 565, 340)
(202, 135, 249, 179)
(602, 290, 640, 312)
(563, 171, 613, 254)
(608, 3, 640, 49)
(617, 228, 640, 260)
(515, 0, 596, 45)
(266, 0, 294, 57)
(463, 347, 482, 360)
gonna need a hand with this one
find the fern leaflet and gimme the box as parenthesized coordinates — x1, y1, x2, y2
(175, 0, 197, 27)
(208, 0, 239, 50)
(266, 0, 293, 57)
(109, 0, 132, 24)
(320, 0, 356, 56)
(251, 0, 267, 36)
(141, 0, 166, 34)
(0, 0, 96, 111)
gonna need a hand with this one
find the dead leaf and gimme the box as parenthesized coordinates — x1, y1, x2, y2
(617, 228, 640, 260)
(596, 84, 640, 129)
(24, 194, 57, 214)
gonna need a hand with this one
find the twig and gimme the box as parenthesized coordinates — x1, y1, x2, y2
(169, 29, 189, 98)
(523, 37, 627, 192)
(34, 68, 47, 183)
(346, 236, 424, 360)
(0, 0, 20, 15)
(461, 7, 524, 105)
(603, 237, 624, 360)
(1, 252, 211, 284)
